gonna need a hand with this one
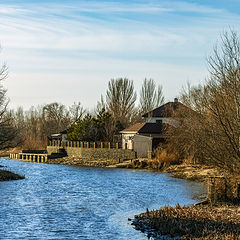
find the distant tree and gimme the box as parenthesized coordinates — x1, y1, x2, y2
(67, 114, 95, 142)
(106, 78, 137, 128)
(139, 78, 164, 114)
(42, 102, 70, 136)
(69, 102, 85, 124)
(0, 62, 20, 149)
(67, 108, 114, 142)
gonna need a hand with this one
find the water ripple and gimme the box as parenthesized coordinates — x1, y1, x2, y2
(0, 158, 207, 240)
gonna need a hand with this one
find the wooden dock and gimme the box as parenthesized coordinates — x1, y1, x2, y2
(9, 153, 48, 163)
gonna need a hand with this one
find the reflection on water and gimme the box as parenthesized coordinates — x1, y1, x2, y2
(0, 158, 206, 240)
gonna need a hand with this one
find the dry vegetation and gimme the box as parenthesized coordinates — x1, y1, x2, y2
(164, 30, 240, 177)
(133, 204, 240, 239)
(129, 149, 180, 170)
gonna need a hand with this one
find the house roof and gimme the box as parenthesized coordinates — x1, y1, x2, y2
(138, 123, 171, 135)
(60, 130, 67, 134)
(121, 122, 171, 135)
(142, 100, 189, 118)
(120, 122, 145, 133)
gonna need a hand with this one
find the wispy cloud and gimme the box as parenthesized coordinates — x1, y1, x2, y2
(0, 0, 239, 109)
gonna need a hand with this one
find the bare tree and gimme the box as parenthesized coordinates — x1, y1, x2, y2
(42, 102, 71, 136)
(106, 78, 137, 128)
(139, 78, 164, 113)
(69, 102, 85, 123)
(169, 30, 240, 174)
(0, 63, 21, 149)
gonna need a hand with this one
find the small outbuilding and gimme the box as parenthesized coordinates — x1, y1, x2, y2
(49, 130, 68, 142)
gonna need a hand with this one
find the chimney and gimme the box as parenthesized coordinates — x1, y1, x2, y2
(148, 111, 152, 118)
(174, 98, 178, 103)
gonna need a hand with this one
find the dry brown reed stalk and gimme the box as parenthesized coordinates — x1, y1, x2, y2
(133, 203, 240, 239)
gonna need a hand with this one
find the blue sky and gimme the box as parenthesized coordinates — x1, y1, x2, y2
(0, 0, 240, 110)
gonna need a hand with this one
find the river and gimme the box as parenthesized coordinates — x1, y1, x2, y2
(0, 158, 206, 240)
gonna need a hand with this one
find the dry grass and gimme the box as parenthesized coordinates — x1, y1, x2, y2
(130, 150, 180, 170)
(133, 203, 240, 239)
(154, 150, 179, 164)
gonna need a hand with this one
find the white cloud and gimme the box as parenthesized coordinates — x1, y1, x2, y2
(0, 1, 238, 109)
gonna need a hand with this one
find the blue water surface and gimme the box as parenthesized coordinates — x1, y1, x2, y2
(0, 158, 206, 240)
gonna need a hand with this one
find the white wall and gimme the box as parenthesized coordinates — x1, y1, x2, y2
(122, 133, 135, 150)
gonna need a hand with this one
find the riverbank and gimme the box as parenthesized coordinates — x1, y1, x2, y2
(0, 169, 25, 181)
(132, 202, 240, 239)
(110, 159, 223, 184)
(47, 157, 222, 184)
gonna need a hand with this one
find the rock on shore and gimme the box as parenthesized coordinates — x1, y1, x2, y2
(0, 169, 25, 181)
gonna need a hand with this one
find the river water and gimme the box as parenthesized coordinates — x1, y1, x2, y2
(0, 158, 206, 240)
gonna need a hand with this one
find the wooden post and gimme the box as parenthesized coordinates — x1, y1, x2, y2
(101, 142, 103, 149)
(87, 142, 89, 148)
(148, 151, 152, 160)
(81, 142, 83, 148)
(108, 142, 111, 149)
(93, 142, 96, 149)
(116, 143, 119, 149)
(208, 176, 226, 203)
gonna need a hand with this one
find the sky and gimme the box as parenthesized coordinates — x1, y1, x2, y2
(0, 0, 240, 110)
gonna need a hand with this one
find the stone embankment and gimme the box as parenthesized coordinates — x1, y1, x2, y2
(48, 156, 128, 168)
(132, 203, 240, 239)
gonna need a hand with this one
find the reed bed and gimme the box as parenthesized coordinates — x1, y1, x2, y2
(130, 150, 180, 170)
(132, 203, 240, 239)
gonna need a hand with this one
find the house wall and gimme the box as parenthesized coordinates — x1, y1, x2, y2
(134, 135, 152, 158)
(122, 133, 135, 150)
(145, 117, 178, 127)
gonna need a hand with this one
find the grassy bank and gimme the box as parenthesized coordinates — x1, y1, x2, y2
(0, 169, 25, 181)
(116, 158, 223, 184)
(132, 203, 240, 239)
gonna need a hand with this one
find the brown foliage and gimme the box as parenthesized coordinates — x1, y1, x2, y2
(167, 30, 240, 175)
(22, 134, 47, 150)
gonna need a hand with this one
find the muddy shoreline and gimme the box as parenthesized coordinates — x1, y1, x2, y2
(0, 169, 25, 181)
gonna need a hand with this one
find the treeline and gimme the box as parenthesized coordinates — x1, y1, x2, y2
(3, 78, 164, 149)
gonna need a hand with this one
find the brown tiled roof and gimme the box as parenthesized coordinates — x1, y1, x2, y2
(138, 123, 171, 134)
(142, 101, 190, 118)
(120, 122, 145, 133)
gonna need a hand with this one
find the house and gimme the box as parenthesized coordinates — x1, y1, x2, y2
(120, 123, 145, 150)
(49, 130, 68, 142)
(120, 98, 187, 157)
(142, 98, 188, 126)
